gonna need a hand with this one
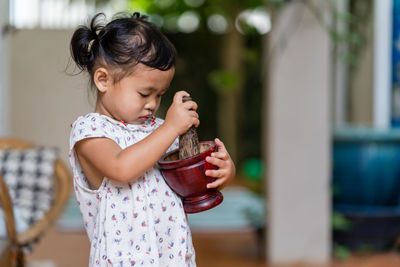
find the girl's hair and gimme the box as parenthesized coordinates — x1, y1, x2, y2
(70, 12, 176, 85)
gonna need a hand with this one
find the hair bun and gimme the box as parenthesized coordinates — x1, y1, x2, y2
(70, 13, 105, 72)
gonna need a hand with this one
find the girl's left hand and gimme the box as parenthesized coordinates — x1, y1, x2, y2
(205, 138, 236, 190)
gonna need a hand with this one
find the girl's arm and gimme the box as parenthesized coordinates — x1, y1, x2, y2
(75, 91, 199, 186)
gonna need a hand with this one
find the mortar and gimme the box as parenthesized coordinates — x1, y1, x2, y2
(158, 140, 223, 213)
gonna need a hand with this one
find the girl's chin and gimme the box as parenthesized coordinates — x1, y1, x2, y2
(123, 116, 152, 124)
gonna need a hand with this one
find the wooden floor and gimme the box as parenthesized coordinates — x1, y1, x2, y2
(26, 227, 400, 267)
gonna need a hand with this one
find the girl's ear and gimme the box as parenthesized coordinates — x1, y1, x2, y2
(94, 67, 111, 93)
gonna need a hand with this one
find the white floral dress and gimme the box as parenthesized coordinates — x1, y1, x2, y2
(69, 113, 196, 267)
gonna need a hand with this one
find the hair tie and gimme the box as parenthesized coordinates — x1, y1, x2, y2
(87, 39, 95, 53)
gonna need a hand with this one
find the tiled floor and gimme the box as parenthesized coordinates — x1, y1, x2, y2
(26, 227, 400, 267)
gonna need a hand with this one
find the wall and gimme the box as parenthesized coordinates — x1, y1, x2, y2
(10, 29, 92, 163)
(0, 0, 10, 135)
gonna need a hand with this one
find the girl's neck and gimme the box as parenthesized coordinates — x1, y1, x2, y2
(94, 98, 114, 120)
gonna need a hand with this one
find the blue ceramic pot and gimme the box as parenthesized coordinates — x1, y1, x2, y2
(333, 127, 400, 206)
(333, 204, 400, 250)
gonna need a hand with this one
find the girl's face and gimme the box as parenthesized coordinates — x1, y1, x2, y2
(95, 64, 175, 124)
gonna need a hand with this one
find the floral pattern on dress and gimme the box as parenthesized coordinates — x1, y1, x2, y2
(69, 113, 195, 267)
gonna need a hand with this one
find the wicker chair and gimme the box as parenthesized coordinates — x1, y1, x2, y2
(0, 173, 18, 266)
(0, 138, 72, 267)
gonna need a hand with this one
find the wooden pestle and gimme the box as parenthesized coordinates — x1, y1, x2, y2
(179, 96, 200, 160)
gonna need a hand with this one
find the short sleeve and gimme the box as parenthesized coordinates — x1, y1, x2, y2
(69, 114, 121, 191)
(69, 113, 117, 151)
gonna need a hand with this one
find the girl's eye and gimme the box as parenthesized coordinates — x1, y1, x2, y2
(139, 93, 149, 98)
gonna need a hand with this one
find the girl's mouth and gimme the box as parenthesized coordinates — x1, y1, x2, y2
(139, 115, 151, 121)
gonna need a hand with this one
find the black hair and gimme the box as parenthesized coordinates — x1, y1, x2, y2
(70, 12, 176, 86)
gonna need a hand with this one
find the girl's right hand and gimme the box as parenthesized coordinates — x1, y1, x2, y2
(164, 91, 200, 136)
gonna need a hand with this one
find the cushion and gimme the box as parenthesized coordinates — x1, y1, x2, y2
(0, 147, 58, 226)
(0, 207, 29, 236)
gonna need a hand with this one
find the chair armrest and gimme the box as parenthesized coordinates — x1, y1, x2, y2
(0, 174, 17, 245)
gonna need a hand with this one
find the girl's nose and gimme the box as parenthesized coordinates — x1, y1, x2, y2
(145, 98, 157, 111)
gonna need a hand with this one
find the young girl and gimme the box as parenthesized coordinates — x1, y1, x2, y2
(68, 12, 235, 267)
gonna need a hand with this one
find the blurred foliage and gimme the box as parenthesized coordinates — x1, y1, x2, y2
(346, 0, 373, 68)
(333, 244, 351, 260)
(208, 70, 241, 94)
(155, 32, 221, 141)
(332, 211, 351, 231)
(155, 31, 263, 159)
(242, 158, 264, 181)
(240, 157, 264, 195)
(304, 0, 373, 68)
(80, 0, 373, 68)
(89, 0, 282, 17)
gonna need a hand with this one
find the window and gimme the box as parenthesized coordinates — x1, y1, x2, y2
(9, 0, 125, 29)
